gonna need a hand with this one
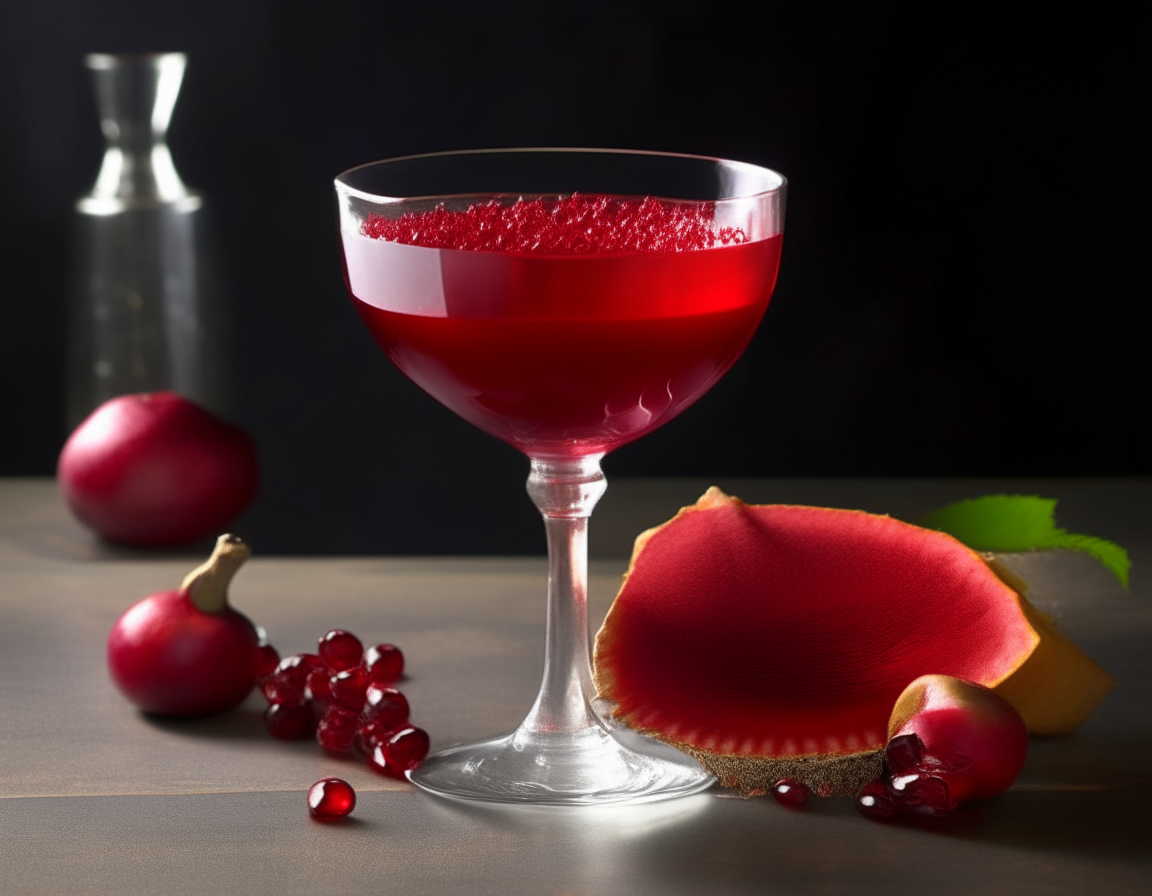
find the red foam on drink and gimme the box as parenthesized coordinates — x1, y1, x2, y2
(361, 194, 747, 254)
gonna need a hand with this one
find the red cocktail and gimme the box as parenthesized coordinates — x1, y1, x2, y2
(335, 150, 786, 805)
(343, 195, 782, 457)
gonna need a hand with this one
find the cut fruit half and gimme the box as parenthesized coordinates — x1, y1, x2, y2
(593, 488, 1114, 796)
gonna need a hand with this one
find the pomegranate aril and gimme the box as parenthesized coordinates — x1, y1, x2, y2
(319, 629, 363, 672)
(365, 743, 395, 777)
(885, 732, 926, 776)
(255, 644, 281, 681)
(363, 685, 410, 728)
(384, 726, 430, 773)
(365, 729, 428, 780)
(258, 634, 428, 776)
(299, 653, 326, 672)
(261, 653, 322, 705)
(856, 779, 900, 821)
(896, 774, 954, 820)
(770, 778, 808, 809)
(329, 666, 369, 711)
(306, 666, 333, 703)
(308, 777, 356, 820)
(263, 702, 313, 740)
(260, 678, 288, 704)
(365, 644, 404, 684)
(309, 695, 331, 728)
(316, 706, 360, 754)
(358, 718, 403, 754)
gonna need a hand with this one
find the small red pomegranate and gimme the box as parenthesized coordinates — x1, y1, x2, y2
(58, 391, 258, 546)
(108, 534, 262, 716)
(886, 674, 1029, 810)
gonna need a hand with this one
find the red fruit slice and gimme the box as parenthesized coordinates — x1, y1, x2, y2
(593, 488, 1061, 796)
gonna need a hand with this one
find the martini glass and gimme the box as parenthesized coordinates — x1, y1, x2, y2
(335, 149, 785, 805)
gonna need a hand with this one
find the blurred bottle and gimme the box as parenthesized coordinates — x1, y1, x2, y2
(67, 52, 230, 430)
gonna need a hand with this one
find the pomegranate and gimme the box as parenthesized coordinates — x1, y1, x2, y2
(58, 391, 258, 546)
(886, 674, 1029, 808)
(107, 534, 262, 716)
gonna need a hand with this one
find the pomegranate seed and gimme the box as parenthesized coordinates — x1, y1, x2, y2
(358, 717, 403, 754)
(365, 644, 404, 683)
(771, 778, 808, 809)
(261, 654, 322, 705)
(365, 743, 395, 777)
(260, 676, 291, 705)
(316, 706, 360, 754)
(363, 685, 410, 728)
(307, 666, 333, 703)
(263, 703, 313, 740)
(897, 774, 954, 820)
(885, 732, 925, 776)
(256, 633, 428, 780)
(384, 726, 430, 773)
(366, 686, 412, 732)
(308, 777, 356, 820)
(319, 629, 363, 672)
(309, 693, 331, 724)
(329, 666, 369, 711)
(255, 644, 280, 681)
(856, 779, 899, 821)
(300, 653, 326, 672)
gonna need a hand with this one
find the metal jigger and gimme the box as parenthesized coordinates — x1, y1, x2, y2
(67, 53, 229, 429)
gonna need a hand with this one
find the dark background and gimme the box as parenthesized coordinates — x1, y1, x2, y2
(1, 2, 1145, 554)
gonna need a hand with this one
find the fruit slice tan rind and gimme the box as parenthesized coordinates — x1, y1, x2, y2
(671, 742, 885, 798)
(593, 488, 1113, 796)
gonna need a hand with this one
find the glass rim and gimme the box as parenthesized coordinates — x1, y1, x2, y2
(334, 147, 787, 205)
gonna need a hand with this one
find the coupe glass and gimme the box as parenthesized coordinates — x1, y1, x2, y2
(334, 149, 786, 805)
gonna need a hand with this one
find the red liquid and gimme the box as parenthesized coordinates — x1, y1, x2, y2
(343, 199, 782, 458)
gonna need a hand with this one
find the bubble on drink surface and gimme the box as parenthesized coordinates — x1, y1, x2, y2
(360, 194, 748, 254)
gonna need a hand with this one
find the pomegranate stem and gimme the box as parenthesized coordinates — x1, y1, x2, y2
(182, 533, 251, 613)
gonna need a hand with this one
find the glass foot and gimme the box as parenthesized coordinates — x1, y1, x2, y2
(408, 724, 713, 806)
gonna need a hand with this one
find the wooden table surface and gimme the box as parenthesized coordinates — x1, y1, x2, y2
(1, 476, 1150, 895)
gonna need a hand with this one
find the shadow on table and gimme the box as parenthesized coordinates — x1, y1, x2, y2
(632, 790, 1149, 893)
(139, 706, 268, 741)
(939, 789, 1149, 859)
(3, 522, 216, 563)
(420, 786, 1148, 893)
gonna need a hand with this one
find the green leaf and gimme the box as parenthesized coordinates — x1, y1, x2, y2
(921, 495, 1130, 588)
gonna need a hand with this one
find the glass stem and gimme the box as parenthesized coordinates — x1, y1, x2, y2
(521, 455, 607, 736)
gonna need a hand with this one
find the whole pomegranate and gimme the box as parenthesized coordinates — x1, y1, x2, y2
(108, 534, 262, 716)
(58, 391, 258, 546)
(886, 674, 1029, 812)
